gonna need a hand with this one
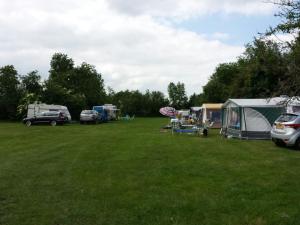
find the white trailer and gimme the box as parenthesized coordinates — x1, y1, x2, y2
(27, 103, 72, 121)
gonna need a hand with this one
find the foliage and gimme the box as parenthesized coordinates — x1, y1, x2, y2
(108, 89, 168, 116)
(42, 53, 106, 119)
(17, 93, 41, 118)
(70, 62, 106, 107)
(0, 65, 21, 120)
(266, 0, 300, 36)
(202, 38, 290, 102)
(20, 70, 43, 96)
(168, 82, 188, 109)
(188, 93, 204, 106)
(279, 36, 300, 95)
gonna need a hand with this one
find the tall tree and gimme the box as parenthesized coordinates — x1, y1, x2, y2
(0, 65, 21, 119)
(21, 70, 43, 96)
(43, 53, 107, 119)
(167, 82, 188, 109)
(202, 62, 240, 102)
(267, 0, 300, 36)
(49, 53, 74, 87)
(70, 62, 106, 107)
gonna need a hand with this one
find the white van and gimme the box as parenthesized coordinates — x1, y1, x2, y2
(27, 103, 72, 121)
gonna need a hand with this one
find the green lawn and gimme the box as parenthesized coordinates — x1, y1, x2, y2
(1, 118, 300, 225)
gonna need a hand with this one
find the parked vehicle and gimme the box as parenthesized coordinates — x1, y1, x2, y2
(27, 103, 71, 121)
(23, 111, 68, 127)
(271, 113, 300, 148)
(92, 104, 118, 122)
(92, 106, 108, 122)
(103, 104, 118, 120)
(80, 110, 99, 124)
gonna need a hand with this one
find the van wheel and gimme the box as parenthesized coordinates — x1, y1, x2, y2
(26, 121, 31, 127)
(51, 121, 57, 126)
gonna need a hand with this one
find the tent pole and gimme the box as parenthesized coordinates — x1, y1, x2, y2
(243, 107, 248, 140)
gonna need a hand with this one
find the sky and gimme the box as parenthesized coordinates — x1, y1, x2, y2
(0, 0, 283, 95)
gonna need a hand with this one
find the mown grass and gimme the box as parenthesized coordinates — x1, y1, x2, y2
(0, 118, 300, 225)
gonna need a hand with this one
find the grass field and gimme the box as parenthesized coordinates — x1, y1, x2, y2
(1, 118, 300, 225)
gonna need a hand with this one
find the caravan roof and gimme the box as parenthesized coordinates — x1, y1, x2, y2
(223, 98, 285, 108)
(202, 103, 223, 109)
(190, 107, 202, 111)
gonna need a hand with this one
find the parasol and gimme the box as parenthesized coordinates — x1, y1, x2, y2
(159, 107, 176, 117)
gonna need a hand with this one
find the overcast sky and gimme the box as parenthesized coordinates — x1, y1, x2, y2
(0, 0, 281, 95)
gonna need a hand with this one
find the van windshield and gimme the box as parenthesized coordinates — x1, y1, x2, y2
(277, 114, 298, 122)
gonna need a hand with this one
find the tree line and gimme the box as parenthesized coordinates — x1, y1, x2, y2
(0, 53, 195, 120)
(1, 0, 299, 120)
(199, 0, 300, 103)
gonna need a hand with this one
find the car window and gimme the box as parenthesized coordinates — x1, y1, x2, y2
(276, 114, 298, 122)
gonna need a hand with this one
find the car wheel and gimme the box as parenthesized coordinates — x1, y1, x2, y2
(26, 121, 31, 127)
(50, 120, 57, 126)
(273, 139, 285, 147)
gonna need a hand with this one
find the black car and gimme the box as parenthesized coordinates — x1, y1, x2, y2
(23, 111, 68, 127)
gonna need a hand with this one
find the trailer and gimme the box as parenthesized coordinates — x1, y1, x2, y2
(27, 103, 71, 121)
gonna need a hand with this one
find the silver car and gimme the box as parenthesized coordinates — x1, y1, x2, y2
(80, 110, 99, 124)
(271, 113, 300, 148)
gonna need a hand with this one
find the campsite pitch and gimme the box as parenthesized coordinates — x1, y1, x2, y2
(0, 118, 300, 225)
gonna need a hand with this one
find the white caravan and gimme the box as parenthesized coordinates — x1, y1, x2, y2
(27, 103, 72, 121)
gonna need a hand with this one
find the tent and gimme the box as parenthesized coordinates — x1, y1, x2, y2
(221, 98, 285, 139)
(201, 103, 223, 128)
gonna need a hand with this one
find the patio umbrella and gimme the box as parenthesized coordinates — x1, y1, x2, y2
(159, 107, 177, 117)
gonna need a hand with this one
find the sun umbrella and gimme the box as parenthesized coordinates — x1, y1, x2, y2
(159, 107, 176, 117)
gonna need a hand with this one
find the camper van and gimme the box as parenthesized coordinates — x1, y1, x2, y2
(92, 106, 108, 122)
(27, 103, 72, 121)
(93, 104, 118, 122)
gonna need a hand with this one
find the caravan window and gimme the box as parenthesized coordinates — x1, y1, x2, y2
(229, 107, 240, 130)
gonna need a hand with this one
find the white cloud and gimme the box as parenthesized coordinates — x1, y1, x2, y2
(265, 33, 296, 43)
(0, 0, 247, 95)
(108, 0, 276, 19)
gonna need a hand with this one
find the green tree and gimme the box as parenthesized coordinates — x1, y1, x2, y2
(44, 53, 107, 119)
(70, 62, 106, 107)
(21, 70, 43, 96)
(42, 80, 86, 120)
(279, 36, 300, 95)
(49, 53, 74, 87)
(188, 93, 204, 107)
(238, 39, 285, 97)
(202, 62, 240, 102)
(0, 65, 21, 119)
(167, 82, 188, 109)
(267, 0, 300, 36)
